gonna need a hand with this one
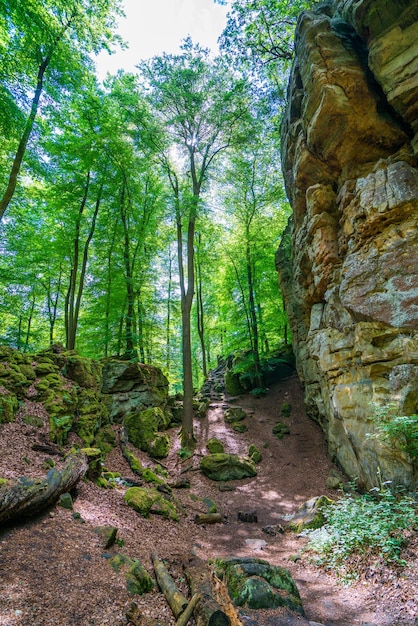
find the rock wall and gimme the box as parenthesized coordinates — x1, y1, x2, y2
(277, 0, 418, 488)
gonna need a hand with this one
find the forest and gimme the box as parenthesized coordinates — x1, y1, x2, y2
(1, 1, 417, 625)
(0, 0, 311, 417)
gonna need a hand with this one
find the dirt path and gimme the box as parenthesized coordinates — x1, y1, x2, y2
(0, 375, 416, 625)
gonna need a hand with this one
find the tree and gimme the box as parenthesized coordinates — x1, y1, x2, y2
(0, 0, 123, 220)
(140, 39, 249, 447)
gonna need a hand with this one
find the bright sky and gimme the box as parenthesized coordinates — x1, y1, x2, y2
(95, 0, 230, 79)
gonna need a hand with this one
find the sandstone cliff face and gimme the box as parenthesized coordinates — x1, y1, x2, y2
(277, 0, 418, 488)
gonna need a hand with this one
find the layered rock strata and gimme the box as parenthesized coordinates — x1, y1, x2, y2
(277, 0, 418, 488)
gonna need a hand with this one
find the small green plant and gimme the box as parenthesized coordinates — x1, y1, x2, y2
(177, 447, 192, 460)
(303, 485, 417, 583)
(371, 404, 418, 465)
(250, 387, 267, 398)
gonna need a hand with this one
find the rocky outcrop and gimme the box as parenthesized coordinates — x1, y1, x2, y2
(277, 0, 418, 488)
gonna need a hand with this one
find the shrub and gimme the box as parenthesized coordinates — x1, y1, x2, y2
(370, 403, 418, 467)
(303, 486, 417, 583)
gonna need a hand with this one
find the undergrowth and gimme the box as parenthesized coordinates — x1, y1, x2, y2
(303, 484, 417, 584)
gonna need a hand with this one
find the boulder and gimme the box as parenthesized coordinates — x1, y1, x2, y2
(200, 453, 257, 481)
(124, 486, 178, 521)
(125, 406, 171, 453)
(215, 557, 303, 613)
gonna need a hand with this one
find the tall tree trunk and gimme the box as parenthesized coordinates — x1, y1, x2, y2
(196, 233, 208, 378)
(166, 249, 173, 373)
(24, 292, 36, 352)
(0, 12, 76, 220)
(65, 174, 102, 350)
(120, 179, 137, 360)
(65, 171, 90, 349)
(104, 225, 118, 358)
(245, 229, 262, 387)
(137, 296, 145, 363)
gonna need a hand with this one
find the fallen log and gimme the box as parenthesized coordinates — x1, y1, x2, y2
(194, 513, 223, 525)
(184, 554, 231, 626)
(0, 451, 88, 524)
(151, 552, 189, 619)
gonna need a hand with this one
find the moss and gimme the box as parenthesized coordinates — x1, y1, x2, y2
(124, 486, 178, 521)
(125, 407, 168, 452)
(142, 468, 166, 486)
(149, 433, 170, 459)
(207, 438, 225, 454)
(0, 392, 18, 423)
(35, 362, 57, 376)
(124, 449, 144, 475)
(281, 402, 292, 417)
(200, 453, 257, 481)
(288, 495, 333, 532)
(81, 447, 103, 480)
(214, 557, 302, 613)
(19, 363, 36, 381)
(272, 421, 290, 439)
(248, 444, 262, 464)
(61, 354, 102, 388)
(0, 478, 9, 487)
(232, 422, 248, 433)
(126, 561, 154, 595)
(44, 373, 63, 387)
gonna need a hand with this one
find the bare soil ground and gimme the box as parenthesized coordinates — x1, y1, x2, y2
(0, 375, 416, 626)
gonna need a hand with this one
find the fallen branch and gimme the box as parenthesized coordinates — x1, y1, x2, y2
(151, 552, 189, 619)
(0, 451, 88, 524)
(194, 513, 223, 525)
(175, 593, 200, 626)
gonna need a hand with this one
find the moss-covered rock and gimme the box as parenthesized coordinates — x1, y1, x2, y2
(61, 354, 103, 388)
(224, 407, 246, 423)
(58, 492, 74, 510)
(225, 369, 245, 396)
(94, 425, 116, 456)
(214, 557, 303, 613)
(200, 453, 257, 481)
(149, 433, 170, 459)
(124, 486, 178, 521)
(94, 525, 118, 549)
(207, 437, 225, 454)
(109, 554, 154, 596)
(248, 444, 262, 464)
(231, 422, 248, 433)
(34, 361, 57, 376)
(81, 447, 103, 481)
(0, 390, 18, 423)
(74, 388, 108, 446)
(125, 406, 170, 453)
(272, 421, 290, 439)
(287, 495, 333, 532)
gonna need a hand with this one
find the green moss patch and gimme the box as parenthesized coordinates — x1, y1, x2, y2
(124, 486, 178, 521)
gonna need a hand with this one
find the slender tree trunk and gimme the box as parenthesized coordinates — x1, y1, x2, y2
(24, 293, 36, 352)
(65, 175, 102, 350)
(120, 180, 137, 360)
(104, 226, 118, 358)
(166, 249, 173, 373)
(137, 296, 145, 363)
(196, 233, 207, 378)
(0, 12, 76, 220)
(65, 171, 90, 349)
(245, 232, 262, 386)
